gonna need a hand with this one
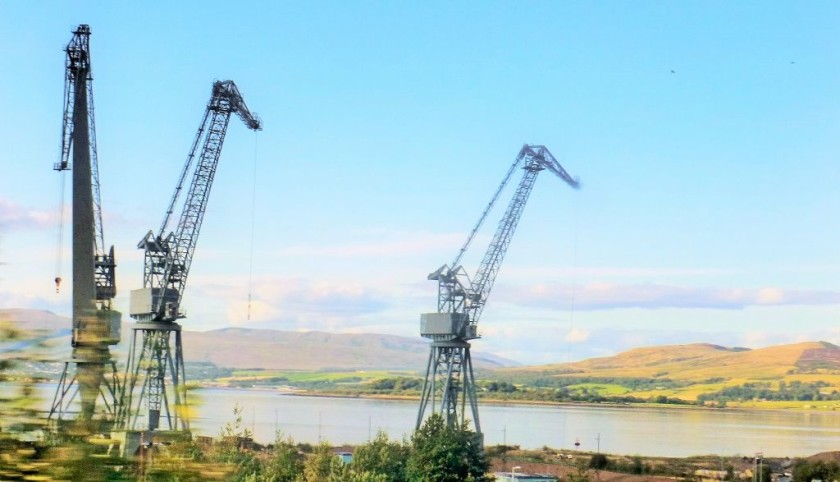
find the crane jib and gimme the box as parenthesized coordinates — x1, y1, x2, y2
(129, 80, 261, 323)
(417, 144, 579, 436)
(424, 144, 580, 338)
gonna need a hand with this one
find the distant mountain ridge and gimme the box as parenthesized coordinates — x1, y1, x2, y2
(0, 309, 517, 371)
(7, 308, 840, 385)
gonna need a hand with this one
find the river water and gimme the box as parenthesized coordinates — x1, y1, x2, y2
(181, 388, 840, 458)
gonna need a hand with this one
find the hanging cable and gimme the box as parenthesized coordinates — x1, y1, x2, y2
(246, 131, 259, 320)
(54, 170, 67, 293)
(566, 183, 581, 364)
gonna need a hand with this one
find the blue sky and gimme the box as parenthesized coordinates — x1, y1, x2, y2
(1, 2, 839, 364)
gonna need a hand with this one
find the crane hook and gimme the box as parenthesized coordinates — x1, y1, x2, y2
(54, 276, 62, 293)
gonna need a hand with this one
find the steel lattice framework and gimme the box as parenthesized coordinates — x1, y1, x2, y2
(417, 145, 579, 438)
(49, 24, 121, 431)
(120, 80, 261, 432)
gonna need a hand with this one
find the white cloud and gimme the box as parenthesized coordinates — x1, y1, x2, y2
(564, 327, 590, 343)
(273, 231, 468, 259)
(499, 283, 840, 311)
(184, 276, 392, 331)
(0, 198, 58, 231)
(504, 265, 740, 280)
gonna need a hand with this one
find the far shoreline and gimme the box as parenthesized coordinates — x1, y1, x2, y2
(191, 384, 840, 414)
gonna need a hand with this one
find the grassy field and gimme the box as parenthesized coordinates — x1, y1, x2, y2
(213, 369, 418, 389)
(564, 383, 633, 396)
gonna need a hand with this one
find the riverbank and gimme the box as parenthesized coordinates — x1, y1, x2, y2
(193, 382, 840, 414)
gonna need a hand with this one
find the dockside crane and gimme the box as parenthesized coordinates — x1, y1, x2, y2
(48, 24, 122, 431)
(119, 80, 261, 433)
(416, 145, 579, 437)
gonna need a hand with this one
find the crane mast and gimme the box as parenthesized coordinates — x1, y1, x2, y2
(120, 80, 261, 433)
(49, 24, 121, 430)
(417, 145, 578, 436)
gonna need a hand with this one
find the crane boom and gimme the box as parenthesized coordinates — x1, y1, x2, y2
(131, 80, 261, 322)
(450, 152, 523, 269)
(469, 144, 578, 324)
(417, 144, 579, 435)
(122, 80, 260, 433)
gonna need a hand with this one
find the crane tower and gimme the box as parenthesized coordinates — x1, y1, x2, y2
(416, 145, 579, 437)
(119, 80, 261, 432)
(48, 24, 122, 431)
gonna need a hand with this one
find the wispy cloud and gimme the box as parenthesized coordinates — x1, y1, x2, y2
(274, 231, 468, 258)
(504, 266, 740, 280)
(186, 276, 391, 329)
(500, 283, 840, 311)
(564, 327, 591, 343)
(0, 198, 129, 234)
(479, 325, 840, 365)
(0, 199, 57, 231)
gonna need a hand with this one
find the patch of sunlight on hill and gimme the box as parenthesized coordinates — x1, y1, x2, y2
(627, 382, 730, 401)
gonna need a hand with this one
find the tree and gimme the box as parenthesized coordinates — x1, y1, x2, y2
(589, 453, 609, 470)
(758, 463, 772, 482)
(351, 431, 409, 482)
(0, 321, 46, 437)
(212, 403, 260, 481)
(724, 464, 735, 481)
(793, 459, 840, 482)
(263, 431, 304, 482)
(0, 321, 54, 480)
(406, 413, 490, 482)
(304, 441, 340, 481)
(567, 460, 592, 482)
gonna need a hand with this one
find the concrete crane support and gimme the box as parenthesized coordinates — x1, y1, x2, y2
(117, 80, 261, 434)
(49, 24, 121, 433)
(416, 145, 579, 439)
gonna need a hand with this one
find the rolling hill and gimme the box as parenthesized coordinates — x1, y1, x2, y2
(504, 341, 840, 379)
(0, 309, 516, 371)
(7, 308, 840, 406)
(499, 341, 840, 404)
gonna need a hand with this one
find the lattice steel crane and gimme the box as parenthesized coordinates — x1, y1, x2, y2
(48, 24, 122, 429)
(120, 80, 261, 432)
(416, 144, 579, 437)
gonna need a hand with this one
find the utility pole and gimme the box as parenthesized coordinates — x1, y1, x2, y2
(503, 425, 507, 468)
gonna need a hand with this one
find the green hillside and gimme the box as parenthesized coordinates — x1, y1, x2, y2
(496, 341, 840, 409)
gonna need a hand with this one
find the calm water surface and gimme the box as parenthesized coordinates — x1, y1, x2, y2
(184, 388, 840, 457)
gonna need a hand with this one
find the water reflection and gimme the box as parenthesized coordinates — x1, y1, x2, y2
(188, 388, 840, 457)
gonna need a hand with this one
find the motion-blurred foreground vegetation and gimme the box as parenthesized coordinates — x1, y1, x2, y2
(3, 323, 838, 482)
(0, 321, 491, 481)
